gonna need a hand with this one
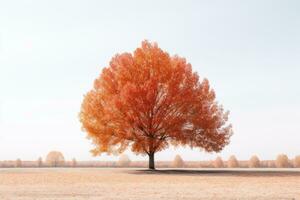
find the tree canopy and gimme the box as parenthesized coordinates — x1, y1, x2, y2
(80, 41, 232, 169)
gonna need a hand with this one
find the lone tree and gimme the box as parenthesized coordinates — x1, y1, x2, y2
(46, 151, 65, 167)
(80, 41, 232, 169)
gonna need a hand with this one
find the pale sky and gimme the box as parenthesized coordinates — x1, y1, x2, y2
(0, 0, 299, 162)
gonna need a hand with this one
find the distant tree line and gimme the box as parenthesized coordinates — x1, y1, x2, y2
(1, 152, 299, 168)
(210, 154, 300, 168)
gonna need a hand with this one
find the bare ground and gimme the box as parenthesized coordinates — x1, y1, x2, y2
(0, 168, 299, 200)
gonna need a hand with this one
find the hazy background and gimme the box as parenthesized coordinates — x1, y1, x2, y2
(0, 0, 299, 161)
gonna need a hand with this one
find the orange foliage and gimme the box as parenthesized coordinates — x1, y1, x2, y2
(80, 41, 232, 169)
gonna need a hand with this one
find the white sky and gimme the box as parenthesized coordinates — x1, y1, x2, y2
(0, 0, 299, 161)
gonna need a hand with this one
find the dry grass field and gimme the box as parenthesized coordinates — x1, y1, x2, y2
(0, 168, 299, 200)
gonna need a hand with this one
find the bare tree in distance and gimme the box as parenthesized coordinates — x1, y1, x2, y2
(213, 156, 224, 168)
(249, 155, 260, 168)
(172, 155, 184, 168)
(293, 155, 300, 168)
(118, 154, 131, 167)
(71, 158, 77, 167)
(37, 157, 43, 167)
(46, 151, 65, 167)
(15, 158, 22, 168)
(275, 154, 289, 168)
(227, 155, 239, 168)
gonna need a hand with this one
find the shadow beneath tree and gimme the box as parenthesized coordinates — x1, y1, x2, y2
(128, 169, 300, 177)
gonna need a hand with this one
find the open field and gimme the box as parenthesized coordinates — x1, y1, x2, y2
(0, 168, 299, 200)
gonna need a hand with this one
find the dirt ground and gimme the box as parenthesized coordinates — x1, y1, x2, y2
(0, 168, 299, 200)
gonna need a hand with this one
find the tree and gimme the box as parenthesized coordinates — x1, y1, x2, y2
(37, 157, 43, 167)
(227, 155, 239, 168)
(71, 158, 77, 167)
(275, 154, 289, 168)
(117, 154, 131, 167)
(249, 155, 260, 168)
(80, 41, 232, 169)
(267, 160, 275, 168)
(15, 158, 22, 167)
(46, 151, 65, 167)
(294, 155, 300, 168)
(213, 156, 224, 168)
(172, 154, 184, 168)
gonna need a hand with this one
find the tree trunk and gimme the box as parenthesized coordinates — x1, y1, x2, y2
(148, 153, 155, 170)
